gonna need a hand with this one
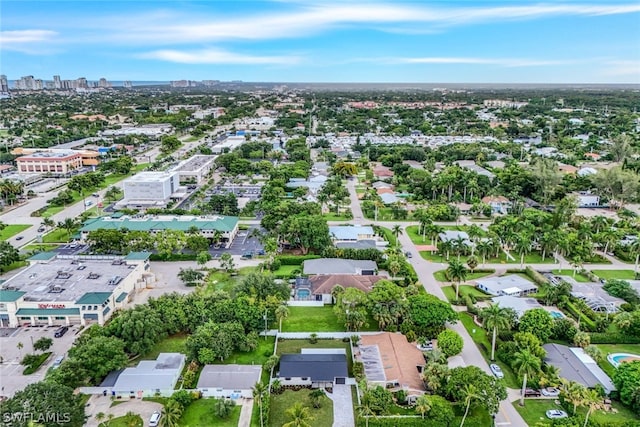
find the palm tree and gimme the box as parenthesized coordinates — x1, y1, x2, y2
(58, 217, 78, 242)
(283, 402, 314, 427)
(415, 394, 431, 419)
(513, 349, 541, 407)
(42, 217, 55, 231)
(95, 413, 106, 425)
(581, 389, 601, 427)
(160, 399, 183, 427)
(391, 224, 403, 245)
(107, 414, 114, 426)
(476, 240, 493, 266)
(446, 260, 468, 299)
(480, 304, 513, 361)
(561, 380, 586, 415)
(514, 234, 532, 269)
(358, 401, 375, 427)
(460, 384, 480, 427)
(275, 304, 289, 332)
(253, 382, 268, 427)
(466, 255, 478, 274)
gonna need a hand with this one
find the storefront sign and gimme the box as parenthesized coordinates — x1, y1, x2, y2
(37, 303, 66, 309)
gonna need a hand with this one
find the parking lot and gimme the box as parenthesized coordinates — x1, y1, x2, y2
(54, 243, 90, 255)
(210, 226, 264, 257)
(0, 325, 80, 398)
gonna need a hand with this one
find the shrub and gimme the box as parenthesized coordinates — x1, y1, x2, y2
(277, 255, 321, 265)
(525, 266, 549, 286)
(589, 333, 640, 344)
(436, 329, 463, 357)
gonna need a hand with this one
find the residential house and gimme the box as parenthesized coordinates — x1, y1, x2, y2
(102, 353, 185, 398)
(475, 275, 537, 297)
(278, 351, 348, 388)
(295, 275, 385, 303)
(197, 364, 262, 398)
(329, 225, 375, 242)
(438, 230, 472, 246)
(572, 191, 600, 207)
(491, 295, 543, 318)
(570, 282, 623, 313)
(358, 332, 425, 403)
(558, 163, 578, 175)
(371, 181, 394, 190)
(543, 344, 615, 394)
(481, 195, 512, 214)
(302, 258, 377, 275)
(373, 165, 394, 179)
(379, 193, 400, 204)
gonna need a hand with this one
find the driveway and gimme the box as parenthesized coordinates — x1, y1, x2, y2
(85, 395, 163, 427)
(328, 385, 354, 427)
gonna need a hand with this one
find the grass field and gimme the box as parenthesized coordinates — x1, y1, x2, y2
(21, 243, 60, 253)
(0, 260, 28, 273)
(270, 389, 333, 427)
(552, 269, 591, 282)
(421, 250, 553, 265)
(271, 265, 301, 277)
(0, 224, 30, 240)
(179, 400, 241, 427)
(322, 212, 352, 221)
(140, 334, 188, 361)
(376, 226, 398, 247)
(592, 270, 636, 280)
(98, 414, 142, 427)
(441, 285, 492, 302)
(515, 398, 639, 426)
(42, 228, 74, 243)
(204, 267, 255, 294)
(282, 306, 378, 333)
(433, 269, 494, 282)
(405, 225, 486, 245)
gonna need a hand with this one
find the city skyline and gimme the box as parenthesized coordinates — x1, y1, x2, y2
(1, 1, 640, 83)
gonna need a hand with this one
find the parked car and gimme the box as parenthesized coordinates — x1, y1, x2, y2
(524, 388, 542, 397)
(405, 251, 413, 258)
(54, 326, 69, 338)
(92, 193, 99, 197)
(546, 410, 568, 419)
(541, 387, 560, 397)
(38, 227, 45, 232)
(52, 355, 64, 369)
(15, 236, 23, 241)
(149, 411, 161, 427)
(489, 364, 504, 379)
(416, 341, 433, 352)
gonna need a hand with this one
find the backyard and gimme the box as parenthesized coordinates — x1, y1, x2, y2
(0, 224, 30, 240)
(441, 285, 492, 302)
(281, 306, 379, 333)
(204, 266, 256, 294)
(515, 398, 638, 426)
(595, 343, 640, 378)
(269, 389, 333, 427)
(179, 399, 241, 427)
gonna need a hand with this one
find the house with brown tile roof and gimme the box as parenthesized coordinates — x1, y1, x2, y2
(373, 165, 394, 179)
(358, 332, 426, 402)
(309, 275, 385, 304)
(558, 163, 578, 174)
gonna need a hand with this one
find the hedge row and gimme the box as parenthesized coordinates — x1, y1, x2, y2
(277, 255, 321, 265)
(563, 301, 596, 331)
(525, 266, 549, 286)
(149, 253, 197, 261)
(589, 333, 640, 344)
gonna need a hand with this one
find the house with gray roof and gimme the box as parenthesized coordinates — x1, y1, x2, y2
(303, 258, 377, 275)
(279, 351, 348, 388)
(543, 344, 615, 394)
(379, 193, 399, 204)
(106, 353, 185, 398)
(491, 295, 542, 318)
(329, 225, 375, 242)
(197, 364, 262, 398)
(476, 274, 537, 297)
(438, 230, 472, 246)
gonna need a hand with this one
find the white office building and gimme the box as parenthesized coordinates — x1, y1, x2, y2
(120, 171, 179, 208)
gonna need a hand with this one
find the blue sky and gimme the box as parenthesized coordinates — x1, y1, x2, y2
(1, 1, 639, 83)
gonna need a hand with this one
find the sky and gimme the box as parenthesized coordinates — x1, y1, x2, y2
(1, 1, 639, 83)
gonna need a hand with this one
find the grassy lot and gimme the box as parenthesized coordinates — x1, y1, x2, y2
(141, 334, 188, 360)
(595, 343, 640, 378)
(441, 285, 492, 302)
(322, 212, 352, 221)
(218, 336, 275, 366)
(40, 205, 65, 217)
(433, 269, 494, 282)
(204, 267, 255, 294)
(0, 260, 28, 273)
(282, 306, 379, 333)
(421, 250, 553, 265)
(98, 414, 142, 427)
(0, 224, 30, 240)
(42, 228, 74, 243)
(552, 269, 591, 282)
(271, 265, 301, 278)
(592, 270, 636, 280)
(270, 389, 333, 427)
(458, 312, 520, 389)
(376, 226, 398, 247)
(179, 399, 241, 427)
(515, 398, 639, 426)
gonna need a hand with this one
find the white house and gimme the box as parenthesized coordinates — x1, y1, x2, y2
(476, 275, 538, 297)
(481, 196, 512, 214)
(573, 192, 600, 207)
(106, 353, 185, 398)
(197, 364, 262, 398)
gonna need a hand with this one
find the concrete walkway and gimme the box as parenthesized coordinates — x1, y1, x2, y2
(238, 398, 254, 427)
(327, 385, 355, 427)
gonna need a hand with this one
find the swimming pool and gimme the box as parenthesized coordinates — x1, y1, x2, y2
(296, 289, 310, 299)
(549, 311, 564, 319)
(607, 353, 640, 368)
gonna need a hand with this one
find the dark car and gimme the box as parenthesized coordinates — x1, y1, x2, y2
(15, 236, 23, 241)
(54, 326, 69, 338)
(525, 388, 541, 397)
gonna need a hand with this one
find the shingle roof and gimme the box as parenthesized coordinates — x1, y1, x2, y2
(279, 354, 348, 381)
(543, 344, 615, 393)
(197, 364, 262, 390)
(303, 258, 377, 275)
(309, 275, 385, 295)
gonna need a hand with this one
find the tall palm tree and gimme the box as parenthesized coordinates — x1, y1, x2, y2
(252, 382, 268, 427)
(358, 401, 375, 427)
(581, 389, 601, 427)
(160, 399, 183, 427)
(514, 234, 532, 269)
(446, 259, 468, 299)
(275, 304, 289, 332)
(283, 402, 314, 427)
(415, 394, 431, 419)
(513, 349, 541, 407)
(630, 239, 640, 273)
(480, 304, 513, 361)
(476, 240, 493, 267)
(58, 217, 78, 242)
(561, 380, 586, 415)
(391, 224, 403, 245)
(460, 384, 480, 427)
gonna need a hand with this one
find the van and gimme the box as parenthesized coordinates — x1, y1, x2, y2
(149, 411, 161, 427)
(54, 326, 69, 338)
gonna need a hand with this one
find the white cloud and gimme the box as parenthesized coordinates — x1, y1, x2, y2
(601, 60, 640, 76)
(139, 48, 301, 65)
(398, 57, 572, 67)
(0, 30, 58, 52)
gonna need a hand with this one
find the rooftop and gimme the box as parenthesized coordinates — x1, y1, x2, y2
(307, 275, 385, 295)
(80, 215, 238, 233)
(570, 282, 624, 313)
(543, 344, 615, 394)
(197, 364, 262, 390)
(171, 155, 216, 173)
(329, 225, 375, 241)
(491, 295, 542, 318)
(302, 258, 377, 275)
(17, 150, 79, 160)
(111, 353, 185, 392)
(279, 353, 348, 382)
(125, 171, 176, 183)
(0, 256, 141, 303)
(476, 274, 537, 295)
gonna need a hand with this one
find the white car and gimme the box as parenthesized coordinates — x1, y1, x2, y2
(149, 411, 161, 427)
(546, 409, 568, 419)
(417, 341, 434, 351)
(489, 364, 504, 379)
(541, 387, 560, 397)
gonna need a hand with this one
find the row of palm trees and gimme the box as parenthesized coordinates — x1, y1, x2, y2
(0, 179, 24, 206)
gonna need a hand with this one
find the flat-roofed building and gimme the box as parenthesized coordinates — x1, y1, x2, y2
(170, 155, 216, 184)
(0, 252, 153, 328)
(476, 274, 537, 297)
(120, 171, 179, 208)
(16, 150, 83, 175)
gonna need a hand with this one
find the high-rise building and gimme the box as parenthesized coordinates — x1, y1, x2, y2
(123, 81, 132, 89)
(0, 75, 8, 93)
(76, 77, 88, 89)
(53, 75, 61, 89)
(98, 77, 110, 88)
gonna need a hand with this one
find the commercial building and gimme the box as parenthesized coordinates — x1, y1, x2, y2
(0, 252, 153, 328)
(212, 136, 246, 154)
(197, 365, 262, 398)
(15, 150, 84, 175)
(100, 124, 173, 138)
(13, 147, 100, 171)
(170, 155, 216, 184)
(80, 215, 239, 246)
(120, 171, 179, 209)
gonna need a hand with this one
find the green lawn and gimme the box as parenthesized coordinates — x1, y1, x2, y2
(592, 270, 636, 280)
(441, 285, 492, 302)
(376, 226, 398, 247)
(458, 312, 520, 389)
(282, 306, 345, 333)
(405, 225, 486, 245)
(322, 212, 352, 221)
(0, 224, 30, 240)
(141, 334, 188, 361)
(433, 269, 494, 282)
(421, 250, 554, 265)
(204, 267, 256, 294)
(515, 398, 639, 426)
(40, 205, 65, 217)
(271, 265, 301, 278)
(552, 269, 591, 282)
(217, 336, 275, 366)
(179, 399, 241, 427)
(0, 260, 28, 273)
(99, 414, 142, 427)
(21, 243, 60, 253)
(42, 228, 74, 243)
(270, 389, 333, 427)
(595, 343, 640, 378)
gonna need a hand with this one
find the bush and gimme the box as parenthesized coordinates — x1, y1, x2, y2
(269, 259, 281, 271)
(436, 329, 463, 357)
(21, 352, 51, 375)
(525, 266, 550, 286)
(277, 255, 321, 265)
